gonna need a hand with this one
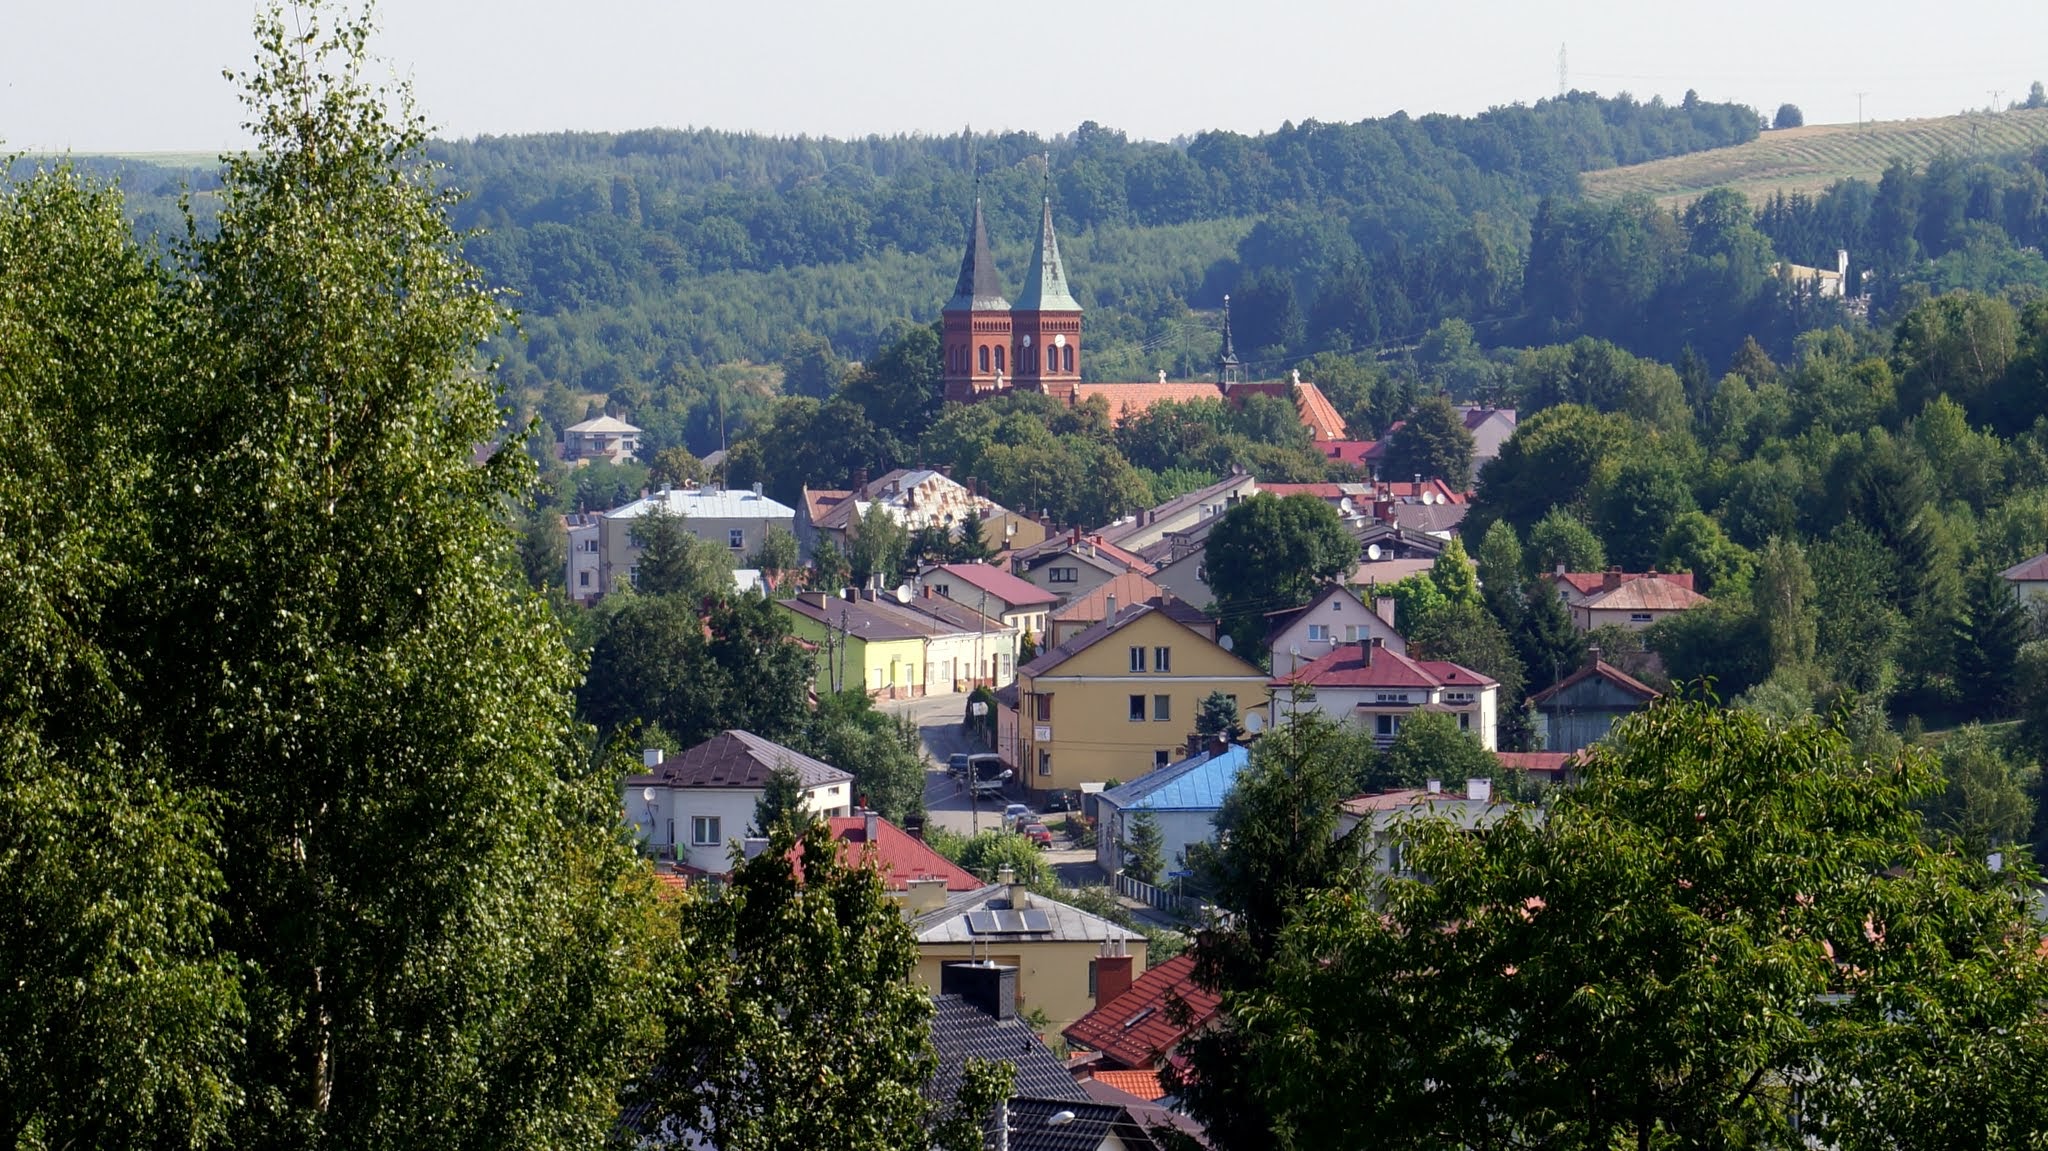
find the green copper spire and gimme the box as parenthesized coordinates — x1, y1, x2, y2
(1013, 197, 1081, 313)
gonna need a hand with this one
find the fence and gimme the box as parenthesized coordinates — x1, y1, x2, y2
(1114, 871, 1186, 914)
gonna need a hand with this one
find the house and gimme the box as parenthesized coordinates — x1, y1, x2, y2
(918, 562, 1062, 649)
(802, 468, 1033, 560)
(1149, 546, 1216, 610)
(620, 732, 853, 875)
(1456, 406, 1518, 484)
(1551, 568, 1709, 631)
(1063, 953, 1221, 1072)
(2002, 552, 2048, 602)
(560, 414, 642, 465)
(1014, 602, 1268, 793)
(1092, 742, 1251, 878)
(1336, 779, 1528, 873)
(777, 590, 1015, 698)
(588, 483, 798, 598)
(814, 812, 982, 908)
(1264, 583, 1406, 669)
(1048, 573, 1167, 647)
(565, 512, 602, 604)
(1771, 249, 1849, 297)
(929, 962, 1169, 1151)
(1528, 654, 1659, 753)
(1271, 638, 1499, 749)
(912, 870, 1146, 1034)
(1011, 531, 1156, 605)
(1093, 473, 1259, 555)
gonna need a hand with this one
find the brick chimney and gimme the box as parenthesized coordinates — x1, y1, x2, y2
(1094, 952, 1135, 1005)
(1602, 566, 1623, 592)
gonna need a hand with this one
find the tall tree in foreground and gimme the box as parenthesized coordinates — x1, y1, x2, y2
(1185, 696, 2048, 1150)
(3, 6, 665, 1145)
(638, 817, 1011, 1151)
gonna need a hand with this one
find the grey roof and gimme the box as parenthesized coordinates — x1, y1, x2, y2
(1006, 1098, 1132, 1151)
(927, 996, 1085, 1106)
(1013, 198, 1082, 313)
(779, 593, 979, 641)
(620, 730, 850, 791)
(945, 198, 1011, 313)
(913, 884, 1143, 946)
(605, 485, 796, 521)
(1097, 473, 1254, 547)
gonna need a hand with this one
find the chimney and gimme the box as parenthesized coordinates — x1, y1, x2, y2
(1005, 868, 1030, 911)
(751, 481, 763, 497)
(1837, 248, 1849, 278)
(852, 467, 869, 491)
(1602, 567, 1623, 592)
(1105, 593, 1117, 620)
(1587, 644, 1603, 667)
(1467, 777, 1493, 805)
(1094, 952, 1135, 1006)
(902, 813, 926, 841)
(1071, 526, 1081, 546)
(642, 748, 664, 768)
(1374, 596, 1397, 629)
(904, 876, 948, 913)
(1426, 778, 1442, 794)
(864, 809, 879, 843)
(940, 961, 1019, 1021)
(1555, 562, 1566, 577)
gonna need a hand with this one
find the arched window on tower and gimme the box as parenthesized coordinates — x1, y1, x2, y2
(1046, 346, 1057, 373)
(1062, 345, 1073, 373)
(978, 346, 989, 374)
(994, 345, 1006, 373)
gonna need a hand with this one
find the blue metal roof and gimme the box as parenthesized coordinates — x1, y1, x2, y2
(1100, 745, 1250, 812)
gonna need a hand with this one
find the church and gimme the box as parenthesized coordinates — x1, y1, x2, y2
(939, 195, 1350, 442)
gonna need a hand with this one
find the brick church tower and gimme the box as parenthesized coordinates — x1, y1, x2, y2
(1010, 196, 1083, 402)
(941, 197, 1012, 404)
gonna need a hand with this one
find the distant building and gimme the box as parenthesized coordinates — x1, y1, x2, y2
(621, 732, 852, 875)
(1092, 741, 1251, 877)
(799, 468, 1037, 560)
(1548, 568, 1709, 632)
(2002, 551, 2048, 602)
(1528, 655, 1660, 753)
(912, 870, 1146, 1034)
(584, 483, 797, 599)
(1272, 638, 1498, 749)
(560, 414, 642, 465)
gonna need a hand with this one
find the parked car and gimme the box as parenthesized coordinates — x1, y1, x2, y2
(1002, 803, 1031, 828)
(1022, 822, 1054, 848)
(946, 753, 969, 780)
(1042, 791, 1073, 814)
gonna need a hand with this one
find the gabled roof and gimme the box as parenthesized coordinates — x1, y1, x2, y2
(927, 562, 1062, 608)
(564, 414, 641, 434)
(946, 198, 1011, 313)
(621, 730, 851, 791)
(822, 815, 981, 891)
(1089, 1069, 1167, 1102)
(1550, 569, 1697, 597)
(2002, 553, 2048, 582)
(1014, 198, 1081, 313)
(1067, 382, 1229, 423)
(901, 592, 1009, 633)
(1050, 572, 1166, 624)
(1012, 534, 1157, 577)
(802, 487, 851, 526)
(1527, 659, 1659, 706)
(1293, 381, 1349, 441)
(912, 884, 1144, 946)
(1271, 642, 1494, 692)
(778, 593, 971, 641)
(928, 996, 1085, 1106)
(1096, 473, 1256, 546)
(1099, 744, 1250, 812)
(1062, 954, 1220, 1071)
(1022, 603, 1258, 680)
(1460, 405, 1516, 431)
(1580, 578, 1710, 613)
(1261, 583, 1387, 650)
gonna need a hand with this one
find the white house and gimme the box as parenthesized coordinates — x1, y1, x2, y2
(620, 731, 853, 875)
(1336, 780, 1532, 873)
(2002, 552, 2048, 602)
(561, 414, 642, 464)
(1271, 638, 1499, 749)
(565, 513, 603, 604)
(1263, 583, 1405, 672)
(590, 482, 798, 598)
(1093, 742, 1251, 877)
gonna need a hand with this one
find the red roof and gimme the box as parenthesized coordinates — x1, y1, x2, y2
(2002, 553, 2048, 582)
(1494, 751, 1579, 775)
(1062, 953, 1219, 1070)
(929, 562, 1061, 608)
(1324, 440, 1380, 468)
(1271, 641, 1495, 691)
(1550, 570, 1696, 597)
(1581, 579, 1710, 613)
(1293, 381, 1350, 441)
(1070, 382, 1228, 423)
(821, 816, 981, 892)
(1090, 1069, 1168, 1101)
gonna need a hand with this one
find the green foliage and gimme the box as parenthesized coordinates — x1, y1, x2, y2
(1471, 405, 1636, 542)
(1204, 493, 1357, 631)
(1196, 691, 1245, 742)
(943, 830, 1047, 886)
(1187, 696, 2048, 1150)
(1920, 724, 2037, 855)
(1405, 600, 1531, 750)
(1773, 103, 1804, 129)
(582, 593, 814, 745)
(1525, 506, 1607, 574)
(1426, 536, 1481, 608)
(747, 524, 802, 576)
(1657, 508, 1752, 596)
(848, 501, 910, 590)
(1121, 810, 1166, 885)
(1593, 454, 1699, 572)
(1751, 535, 1818, 673)
(1380, 393, 1475, 483)
(639, 817, 1010, 1151)
(800, 691, 926, 822)
(630, 505, 734, 598)
(1376, 709, 1497, 790)
(751, 762, 806, 835)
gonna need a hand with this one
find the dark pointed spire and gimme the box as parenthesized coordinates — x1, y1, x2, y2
(1014, 195, 1081, 313)
(945, 192, 1009, 313)
(1217, 293, 1244, 384)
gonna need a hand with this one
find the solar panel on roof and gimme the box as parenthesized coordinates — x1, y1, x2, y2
(1019, 908, 1051, 932)
(967, 908, 1055, 934)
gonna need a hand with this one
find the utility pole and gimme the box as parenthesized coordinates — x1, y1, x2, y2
(1991, 89, 2005, 114)
(1855, 91, 1868, 131)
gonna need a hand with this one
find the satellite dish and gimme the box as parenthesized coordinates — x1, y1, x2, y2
(894, 584, 913, 604)
(1244, 712, 1266, 734)
(640, 787, 656, 804)
(1218, 634, 1235, 652)
(1367, 543, 1383, 561)
(1289, 644, 1301, 657)
(1339, 496, 1355, 514)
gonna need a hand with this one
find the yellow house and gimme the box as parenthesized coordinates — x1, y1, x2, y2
(911, 870, 1146, 1035)
(776, 593, 929, 699)
(1013, 599, 1267, 793)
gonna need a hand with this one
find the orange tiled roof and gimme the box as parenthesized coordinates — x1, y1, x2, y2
(1292, 381, 1349, 441)
(1580, 579, 1710, 613)
(1070, 382, 1228, 423)
(1062, 953, 1220, 1070)
(1090, 1069, 1168, 1101)
(1051, 572, 1165, 623)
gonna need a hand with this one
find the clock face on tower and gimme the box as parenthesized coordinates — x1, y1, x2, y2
(1054, 334, 1066, 348)
(1021, 334, 1032, 347)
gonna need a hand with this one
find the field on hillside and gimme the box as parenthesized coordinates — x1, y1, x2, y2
(1581, 108, 2048, 205)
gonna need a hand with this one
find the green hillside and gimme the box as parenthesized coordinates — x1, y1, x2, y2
(1582, 108, 2048, 205)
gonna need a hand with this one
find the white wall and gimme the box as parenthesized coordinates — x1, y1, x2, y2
(622, 781, 851, 874)
(1268, 599, 1405, 668)
(1099, 802, 1221, 879)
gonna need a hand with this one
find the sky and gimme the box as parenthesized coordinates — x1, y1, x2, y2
(5, 0, 2048, 154)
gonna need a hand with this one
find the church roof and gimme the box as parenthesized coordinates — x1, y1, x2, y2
(945, 198, 1010, 313)
(1012, 198, 1081, 313)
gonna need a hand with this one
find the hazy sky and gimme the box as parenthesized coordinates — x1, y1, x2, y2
(6, 0, 2047, 154)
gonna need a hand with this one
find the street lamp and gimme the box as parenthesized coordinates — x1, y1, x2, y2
(994, 1101, 1074, 1151)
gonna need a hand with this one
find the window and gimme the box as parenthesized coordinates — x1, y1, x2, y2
(1630, 612, 1653, 624)
(1154, 694, 1172, 722)
(994, 345, 1006, 373)
(578, 571, 591, 588)
(1307, 624, 1329, 641)
(1129, 695, 1147, 722)
(1035, 694, 1052, 722)
(1376, 714, 1397, 737)
(1062, 345, 1073, 373)
(1037, 749, 1052, 776)
(1129, 646, 1147, 673)
(1444, 691, 1474, 704)
(1331, 599, 1344, 612)
(1154, 750, 1171, 768)
(1374, 692, 1411, 704)
(1153, 647, 1172, 672)
(1458, 712, 1471, 732)
(979, 346, 990, 373)
(1344, 624, 1363, 642)
(1049, 567, 1078, 584)
(1000, 653, 1012, 677)
(691, 816, 722, 846)
(729, 528, 745, 550)
(666, 818, 675, 847)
